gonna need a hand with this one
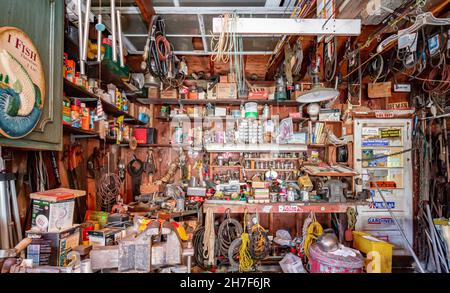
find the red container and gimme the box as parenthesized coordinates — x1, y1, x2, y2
(308, 243, 364, 273)
(134, 128, 147, 144)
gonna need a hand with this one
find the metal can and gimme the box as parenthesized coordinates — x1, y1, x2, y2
(174, 126, 183, 144)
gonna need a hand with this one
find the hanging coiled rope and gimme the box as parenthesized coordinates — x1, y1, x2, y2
(301, 212, 323, 258)
(238, 209, 253, 272)
(217, 210, 243, 259)
(203, 207, 216, 267)
(210, 14, 232, 63)
(250, 222, 269, 261)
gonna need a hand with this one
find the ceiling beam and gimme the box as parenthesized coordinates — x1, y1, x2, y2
(124, 33, 283, 38)
(213, 18, 361, 36)
(131, 50, 275, 56)
(92, 6, 293, 14)
(134, 0, 155, 25)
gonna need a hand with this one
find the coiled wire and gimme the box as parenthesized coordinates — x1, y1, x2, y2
(96, 172, 121, 211)
(217, 215, 243, 259)
(250, 224, 270, 261)
(193, 226, 207, 270)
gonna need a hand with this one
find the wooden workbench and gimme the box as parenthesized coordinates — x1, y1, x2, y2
(203, 200, 369, 214)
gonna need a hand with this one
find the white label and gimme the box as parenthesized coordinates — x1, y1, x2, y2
(278, 205, 299, 213)
(362, 127, 380, 136)
(394, 84, 411, 92)
(428, 35, 440, 55)
(262, 205, 272, 213)
(398, 30, 417, 51)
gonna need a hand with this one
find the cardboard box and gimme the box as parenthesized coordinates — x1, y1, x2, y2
(214, 107, 227, 117)
(368, 82, 392, 98)
(30, 189, 84, 233)
(31, 199, 75, 232)
(26, 225, 80, 267)
(88, 227, 124, 247)
(147, 87, 160, 99)
(207, 82, 218, 100)
(217, 83, 237, 99)
(219, 75, 228, 83)
(161, 89, 178, 99)
(319, 109, 341, 122)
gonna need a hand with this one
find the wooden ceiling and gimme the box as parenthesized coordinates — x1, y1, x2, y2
(129, 0, 450, 82)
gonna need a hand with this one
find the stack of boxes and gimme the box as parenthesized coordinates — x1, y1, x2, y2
(26, 188, 85, 267)
(250, 181, 270, 203)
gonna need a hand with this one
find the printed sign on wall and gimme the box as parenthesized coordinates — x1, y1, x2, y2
(0, 26, 45, 138)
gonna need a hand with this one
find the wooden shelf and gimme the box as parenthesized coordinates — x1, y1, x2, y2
(245, 169, 298, 172)
(63, 79, 98, 101)
(64, 80, 145, 125)
(308, 144, 329, 148)
(100, 100, 146, 125)
(63, 125, 98, 137)
(306, 172, 357, 177)
(104, 139, 178, 148)
(243, 157, 300, 161)
(205, 143, 307, 153)
(210, 165, 242, 168)
(139, 98, 301, 106)
(203, 201, 370, 214)
(86, 59, 130, 90)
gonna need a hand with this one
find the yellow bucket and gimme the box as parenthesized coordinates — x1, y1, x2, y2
(352, 231, 394, 273)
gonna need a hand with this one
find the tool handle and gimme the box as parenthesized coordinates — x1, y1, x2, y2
(14, 238, 32, 254)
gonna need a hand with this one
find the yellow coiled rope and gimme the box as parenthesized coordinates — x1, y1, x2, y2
(251, 223, 268, 259)
(239, 209, 253, 272)
(302, 213, 324, 258)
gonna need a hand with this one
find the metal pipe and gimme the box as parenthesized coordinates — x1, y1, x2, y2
(97, 14, 103, 62)
(82, 0, 91, 65)
(9, 179, 22, 242)
(116, 9, 124, 67)
(425, 203, 443, 273)
(77, 0, 85, 75)
(110, 0, 117, 62)
(0, 154, 10, 249)
(367, 171, 425, 273)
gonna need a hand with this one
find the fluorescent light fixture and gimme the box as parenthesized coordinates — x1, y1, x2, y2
(296, 75, 339, 103)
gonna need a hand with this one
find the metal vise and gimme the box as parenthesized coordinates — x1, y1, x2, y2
(324, 179, 347, 203)
(90, 222, 192, 273)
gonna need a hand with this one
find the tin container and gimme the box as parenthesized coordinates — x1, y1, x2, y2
(174, 127, 183, 144)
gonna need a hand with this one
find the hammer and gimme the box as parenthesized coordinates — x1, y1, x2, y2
(0, 238, 32, 273)
(0, 237, 32, 259)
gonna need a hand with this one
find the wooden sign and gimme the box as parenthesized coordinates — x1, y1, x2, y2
(368, 82, 392, 98)
(0, 26, 45, 139)
(369, 181, 397, 189)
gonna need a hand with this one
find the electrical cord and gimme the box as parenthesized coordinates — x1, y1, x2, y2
(217, 212, 243, 259)
(324, 36, 337, 82)
(156, 35, 171, 61)
(346, 40, 362, 106)
(250, 223, 269, 261)
(193, 226, 207, 270)
(227, 237, 242, 271)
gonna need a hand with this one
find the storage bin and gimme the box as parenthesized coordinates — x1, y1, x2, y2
(308, 243, 364, 273)
(352, 231, 394, 273)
